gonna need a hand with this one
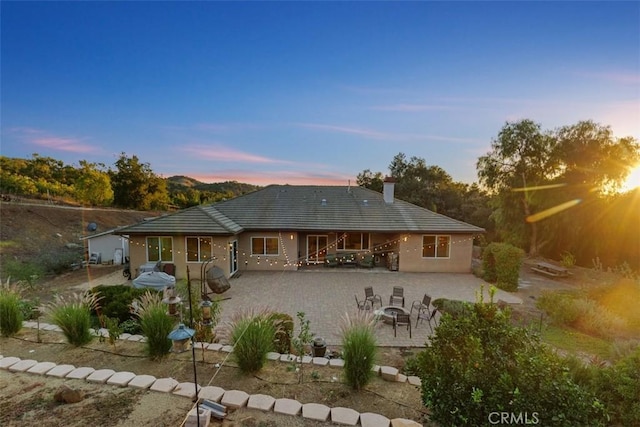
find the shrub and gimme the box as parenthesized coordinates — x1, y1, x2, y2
(133, 291, 174, 359)
(269, 312, 293, 354)
(482, 242, 524, 291)
(37, 250, 83, 275)
(228, 308, 276, 374)
(536, 292, 581, 325)
(119, 319, 141, 335)
(18, 298, 39, 320)
(418, 301, 607, 426)
(0, 283, 23, 337)
(46, 291, 102, 346)
(1, 260, 43, 289)
(339, 310, 378, 390)
(431, 298, 470, 319)
(91, 285, 154, 324)
(560, 251, 576, 268)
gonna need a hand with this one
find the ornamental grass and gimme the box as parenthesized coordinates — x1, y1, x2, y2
(339, 310, 378, 390)
(133, 291, 174, 359)
(225, 307, 276, 374)
(45, 291, 102, 346)
(0, 280, 23, 337)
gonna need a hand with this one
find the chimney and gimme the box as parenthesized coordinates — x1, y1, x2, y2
(383, 177, 395, 204)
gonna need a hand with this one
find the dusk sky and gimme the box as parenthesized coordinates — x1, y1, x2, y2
(2, 2, 639, 186)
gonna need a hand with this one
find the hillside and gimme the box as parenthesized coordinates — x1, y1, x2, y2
(0, 201, 160, 279)
(165, 175, 260, 194)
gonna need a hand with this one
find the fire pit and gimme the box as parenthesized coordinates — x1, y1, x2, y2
(375, 306, 410, 324)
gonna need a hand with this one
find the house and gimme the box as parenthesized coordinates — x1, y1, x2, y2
(116, 179, 484, 280)
(81, 227, 130, 265)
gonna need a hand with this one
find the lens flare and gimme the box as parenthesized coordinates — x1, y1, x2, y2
(526, 199, 582, 223)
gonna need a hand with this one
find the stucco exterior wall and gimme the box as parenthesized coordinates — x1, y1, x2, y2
(398, 233, 475, 273)
(86, 235, 128, 264)
(237, 231, 299, 272)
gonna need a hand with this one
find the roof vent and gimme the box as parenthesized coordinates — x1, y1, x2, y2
(363, 200, 368, 206)
(321, 199, 327, 206)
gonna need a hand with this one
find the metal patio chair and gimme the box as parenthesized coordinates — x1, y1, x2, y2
(410, 294, 432, 318)
(355, 295, 371, 311)
(364, 286, 382, 309)
(389, 286, 405, 307)
(393, 312, 412, 338)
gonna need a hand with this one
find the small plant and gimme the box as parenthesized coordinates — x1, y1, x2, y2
(119, 319, 141, 335)
(269, 312, 293, 354)
(227, 307, 276, 374)
(133, 291, 174, 359)
(291, 311, 314, 383)
(310, 370, 320, 380)
(104, 316, 121, 350)
(592, 256, 603, 272)
(560, 251, 576, 268)
(339, 310, 378, 390)
(0, 279, 24, 337)
(46, 291, 102, 346)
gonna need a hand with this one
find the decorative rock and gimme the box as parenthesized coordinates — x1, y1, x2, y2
(86, 368, 116, 384)
(274, 398, 302, 416)
(126, 334, 144, 342)
(371, 364, 381, 375)
(312, 357, 329, 366)
(54, 384, 84, 404)
(266, 352, 280, 361)
(172, 382, 201, 399)
(9, 359, 38, 372)
(397, 373, 407, 383)
(380, 366, 399, 382)
(302, 403, 330, 421)
(150, 378, 179, 393)
(391, 418, 423, 427)
(329, 358, 345, 368)
(27, 361, 57, 375)
(128, 374, 157, 389)
(46, 364, 76, 378)
(107, 371, 136, 387)
(407, 376, 422, 387)
(199, 386, 225, 402)
(360, 412, 391, 427)
(119, 333, 132, 340)
(221, 390, 250, 408)
(247, 394, 275, 411)
(42, 324, 58, 331)
(23, 321, 37, 328)
(207, 343, 223, 351)
(0, 357, 21, 369)
(331, 407, 360, 425)
(66, 367, 95, 380)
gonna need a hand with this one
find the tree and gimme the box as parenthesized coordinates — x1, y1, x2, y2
(356, 169, 384, 193)
(74, 161, 114, 206)
(477, 120, 555, 255)
(110, 153, 170, 210)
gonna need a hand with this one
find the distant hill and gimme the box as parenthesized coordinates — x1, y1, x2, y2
(166, 176, 260, 195)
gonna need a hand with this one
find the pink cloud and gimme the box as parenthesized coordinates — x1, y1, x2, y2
(187, 170, 355, 186)
(181, 144, 293, 164)
(10, 127, 99, 154)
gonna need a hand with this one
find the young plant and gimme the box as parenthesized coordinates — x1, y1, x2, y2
(133, 291, 174, 359)
(226, 307, 276, 374)
(45, 291, 102, 346)
(339, 310, 378, 390)
(104, 316, 121, 350)
(0, 279, 24, 337)
(291, 311, 314, 383)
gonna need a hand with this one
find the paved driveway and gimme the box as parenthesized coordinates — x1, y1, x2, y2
(213, 270, 522, 348)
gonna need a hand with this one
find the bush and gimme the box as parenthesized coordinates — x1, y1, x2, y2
(37, 250, 83, 275)
(229, 308, 276, 374)
(339, 311, 378, 391)
(1, 259, 43, 289)
(46, 291, 101, 346)
(269, 312, 293, 354)
(18, 298, 39, 321)
(119, 319, 141, 335)
(432, 298, 470, 319)
(133, 291, 174, 359)
(482, 242, 524, 291)
(91, 285, 153, 324)
(418, 301, 607, 426)
(0, 284, 23, 337)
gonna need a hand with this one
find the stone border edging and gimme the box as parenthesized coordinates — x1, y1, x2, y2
(0, 354, 423, 427)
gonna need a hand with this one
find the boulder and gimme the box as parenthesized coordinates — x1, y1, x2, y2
(53, 384, 84, 404)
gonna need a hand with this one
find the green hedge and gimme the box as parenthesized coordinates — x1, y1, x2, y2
(91, 285, 157, 324)
(482, 242, 524, 292)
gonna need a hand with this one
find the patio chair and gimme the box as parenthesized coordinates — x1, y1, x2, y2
(364, 286, 382, 308)
(355, 295, 371, 311)
(416, 307, 439, 333)
(393, 312, 412, 338)
(389, 286, 405, 307)
(410, 294, 432, 318)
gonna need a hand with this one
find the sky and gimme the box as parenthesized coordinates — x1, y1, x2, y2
(1, 1, 639, 186)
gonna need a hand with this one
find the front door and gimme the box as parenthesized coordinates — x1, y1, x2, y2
(229, 240, 238, 276)
(307, 235, 328, 264)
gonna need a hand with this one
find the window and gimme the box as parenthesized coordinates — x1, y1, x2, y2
(186, 237, 212, 262)
(338, 233, 370, 251)
(251, 237, 279, 255)
(147, 236, 173, 262)
(422, 235, 450, 258)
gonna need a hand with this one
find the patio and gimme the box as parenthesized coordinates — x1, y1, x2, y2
(213, 270, 522, 348)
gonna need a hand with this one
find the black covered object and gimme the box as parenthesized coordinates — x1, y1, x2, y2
(206, 267, 230, 294)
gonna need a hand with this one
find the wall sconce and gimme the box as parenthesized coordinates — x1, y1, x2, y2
(290, 234, 294, 240)
(167, 323, 195, 353)
(162, 286, 182, 317)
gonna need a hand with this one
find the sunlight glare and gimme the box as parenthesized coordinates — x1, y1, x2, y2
(620, 165, 640, 193)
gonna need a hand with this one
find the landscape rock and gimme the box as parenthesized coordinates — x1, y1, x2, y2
(53, 384, 84, 404)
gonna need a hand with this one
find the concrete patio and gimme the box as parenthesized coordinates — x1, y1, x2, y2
(213, 270, 522, 347)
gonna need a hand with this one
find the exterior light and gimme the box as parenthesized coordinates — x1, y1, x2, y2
(200, 299, 213, 326)
(162, 286, 182, 317)
(167, 323, 195, 353)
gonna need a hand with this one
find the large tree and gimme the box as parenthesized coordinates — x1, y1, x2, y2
(110, 153, 170, 210)
(477, 120, 555, 255)
(74, 161, 114, 206)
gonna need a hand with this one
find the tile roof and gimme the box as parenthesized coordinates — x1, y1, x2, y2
(117, 185, 484, 235)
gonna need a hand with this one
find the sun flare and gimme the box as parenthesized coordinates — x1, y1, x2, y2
(620, 165, 640, 193)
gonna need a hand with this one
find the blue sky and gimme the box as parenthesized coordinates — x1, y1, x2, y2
(2, 2, 638, 186)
